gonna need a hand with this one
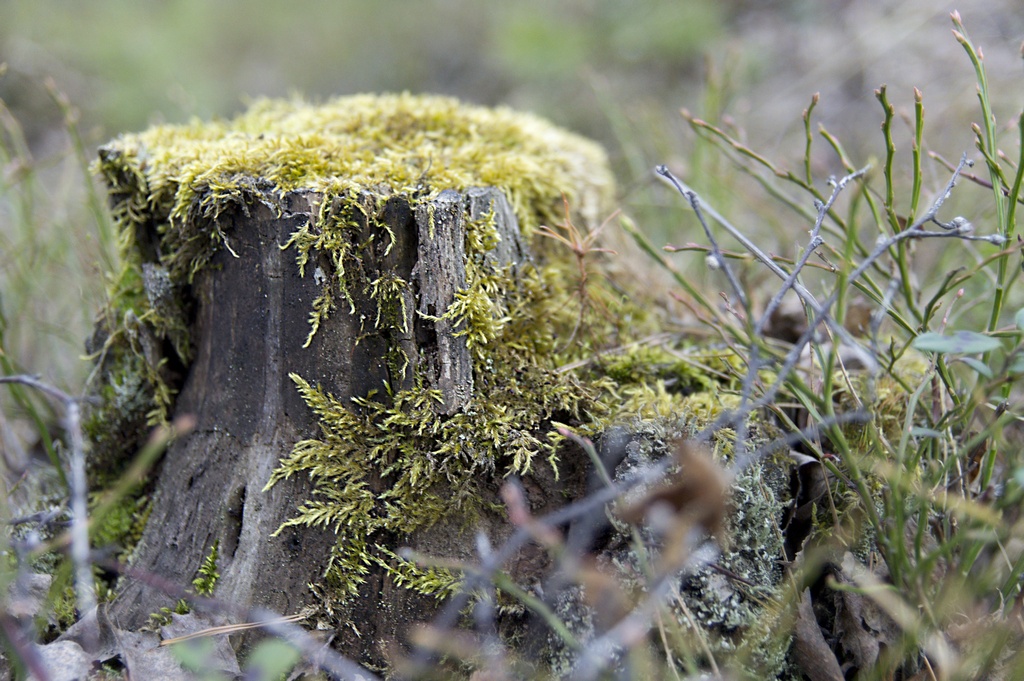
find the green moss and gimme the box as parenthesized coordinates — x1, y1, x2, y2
(264, 273, 749, 602)
(51, 585, 79, 632)
(141, 542, 220, 629)
(371, 546, 461, 601)
(98, 93, 613, 285)
(267, 359, 616, 593)
(89, 493, 150, 555)
(192, 541, 220, 597)
(145, 600, 191, 631)
(598, 345, 745, 394)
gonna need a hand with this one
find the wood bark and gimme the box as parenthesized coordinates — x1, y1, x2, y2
(109, 187, 571, 665)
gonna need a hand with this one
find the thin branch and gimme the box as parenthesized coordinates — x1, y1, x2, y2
(657, 168, 750, 314)
(569, 542, 721, 681)
(737, 167, 867, 459)
(98, 558, 381, 681)
(655, 164, 824, 310)
(656, 164, 879, 384)
(756, 168, 869, 338)
(0, 375, 95, 623)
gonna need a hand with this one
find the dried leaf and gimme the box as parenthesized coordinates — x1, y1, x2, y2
(616, 442, 728, 574)
(576, 559, 634, 627)
(792, 588, 844, 681)
(783, 450, 831, 559)
(616, 441, 727, 540)
(833, 553, 901, 675)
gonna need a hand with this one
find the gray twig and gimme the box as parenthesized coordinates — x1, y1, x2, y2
(739, 167, 867, 459)
(656, 164, 875, 461)
(755, 167, 869, 338)
(657, 167, 750, 314)
(655, 165, 826, 312)
(844, 155, 989, 288)
(99, 558, 382, 681)
(0, 375, 96, 623)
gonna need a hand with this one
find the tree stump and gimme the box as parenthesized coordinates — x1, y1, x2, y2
(90, 94, 619, 664)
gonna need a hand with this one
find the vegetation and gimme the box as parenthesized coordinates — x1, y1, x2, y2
(3, 6, 1024, 681)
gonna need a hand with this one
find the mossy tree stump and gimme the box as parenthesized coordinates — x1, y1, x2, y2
(113, 185, 544, 650)
(90, 95, 626, 663)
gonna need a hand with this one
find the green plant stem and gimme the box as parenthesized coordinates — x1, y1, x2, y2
(492, 572, 582, 651)
(909, 88, 924, 223)
(953, 18, 1011, 334)
(875, 86, 921, 325)
(803, 93, 819, 186)
(875, 86, 899, 234)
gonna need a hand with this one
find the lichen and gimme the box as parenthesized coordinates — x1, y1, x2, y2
(539, 413, 794, 678)
(676, 458, 789, 660)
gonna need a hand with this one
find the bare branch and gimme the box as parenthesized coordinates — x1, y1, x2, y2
(98, 558, 382, 681)
(0, 375, 95, 626)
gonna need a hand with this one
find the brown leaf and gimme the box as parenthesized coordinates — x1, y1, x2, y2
(833, 553, 901, 675)
(616, 442, 728, 574)
(792, 588, 844, 681)
(783, 450, 832, 559)
(575, 558, 634, 627)
(616, 441, 727, 541)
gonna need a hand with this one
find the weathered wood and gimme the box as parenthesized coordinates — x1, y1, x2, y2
(112, 192, 350, 627)
(108, 187, 549, 645)
(414, 189, 472, 414)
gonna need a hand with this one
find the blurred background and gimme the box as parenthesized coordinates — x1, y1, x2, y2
(0, 0, 1021, 394)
